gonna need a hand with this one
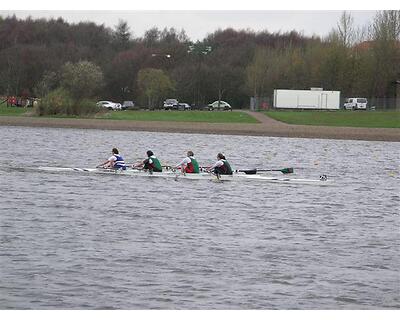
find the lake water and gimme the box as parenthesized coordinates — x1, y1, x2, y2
(0, 126, 399, 309)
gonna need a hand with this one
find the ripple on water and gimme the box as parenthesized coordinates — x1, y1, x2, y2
(0, 127, 399, 309)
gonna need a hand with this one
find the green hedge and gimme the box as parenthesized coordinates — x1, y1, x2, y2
(36, 88, 99, 116)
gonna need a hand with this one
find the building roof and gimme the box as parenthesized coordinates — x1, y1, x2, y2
(354, 40, 400, 51)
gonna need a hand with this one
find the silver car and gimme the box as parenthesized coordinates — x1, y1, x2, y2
(122, 101, 135, 110)
(96, 101, 122, 110)
(163, 99, 179, 110)
(208, 100, 232, 111)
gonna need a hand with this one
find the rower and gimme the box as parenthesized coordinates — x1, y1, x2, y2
(98, 148, 127, 170)
(133, 150, 162, 173)
(175, 150, 200, 174)
(208, 153, 233, 175)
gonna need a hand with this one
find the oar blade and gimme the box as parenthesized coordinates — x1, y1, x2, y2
(239, 169, 257, 175)
(238, 168, 294, 174)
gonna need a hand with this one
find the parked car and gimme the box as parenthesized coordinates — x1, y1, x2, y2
(343, 98, 368, 110)
(208, 100, 232, 111)
(96, 101, 122, 110)
(190, 103, 207, 111)
(163, 98, 179, 110)
(178, 103, 191, 111)
(122, 101, 135, 110)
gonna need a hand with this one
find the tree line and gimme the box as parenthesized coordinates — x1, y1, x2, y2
(0, 11, 399, 112)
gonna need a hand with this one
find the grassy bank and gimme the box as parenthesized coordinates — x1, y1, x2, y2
(0, 104, 28, 116)
(265, 111, 400, 128)
(0, 104, 258, 123)
(99, 110, 259, 123)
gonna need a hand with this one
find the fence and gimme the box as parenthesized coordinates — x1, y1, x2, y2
(250, 97, 272, 111)
(2, 96, 38, 108)
(339, 97, 399, 110)
(363, 97, 399, 110)
(250, 96, 400, 110)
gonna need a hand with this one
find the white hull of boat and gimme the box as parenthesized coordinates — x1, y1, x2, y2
(37, 166, 331, 185)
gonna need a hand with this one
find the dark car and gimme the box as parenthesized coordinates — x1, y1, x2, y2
(122, 101, 135, 110)
(178, 103, 191, 111)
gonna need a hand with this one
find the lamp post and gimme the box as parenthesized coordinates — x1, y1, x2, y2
(148, 53, 173, 109)
(187, 42, 212, 107)
(150, 53, 172, 72)
(187, 45, 212, 55)
(151, 53, 171, 58)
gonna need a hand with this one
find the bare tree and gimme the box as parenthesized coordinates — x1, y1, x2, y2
(246, 47, 268, 100)
(337, 11, 355, 47)
(369, 10, 400, 97)
(370, 10, 400, 41)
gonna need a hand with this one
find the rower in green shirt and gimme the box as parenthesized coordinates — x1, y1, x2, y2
(133, 150, 162, 172)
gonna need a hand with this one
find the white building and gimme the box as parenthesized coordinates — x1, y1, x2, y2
(273, 88, 341, 110)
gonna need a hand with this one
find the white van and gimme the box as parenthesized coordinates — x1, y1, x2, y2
(343, 98, 368, 110)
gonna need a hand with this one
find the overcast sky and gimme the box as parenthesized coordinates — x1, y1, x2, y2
(0, 10, 380, 41)
(1, 1, 397, 41)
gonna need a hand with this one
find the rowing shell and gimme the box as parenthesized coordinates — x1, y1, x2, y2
(36, 166, 331, 185)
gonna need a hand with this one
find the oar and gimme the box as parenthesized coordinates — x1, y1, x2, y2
(126, 163, 139, 168)
(236, 168, 293, 175)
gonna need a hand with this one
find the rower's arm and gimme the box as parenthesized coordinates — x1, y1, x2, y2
(209, 161, 219, 169)
(175, 158, 186, 168)
(207, 160, 223, 171)
(97, 160, 109, 168)
(133, 159, 146, 168)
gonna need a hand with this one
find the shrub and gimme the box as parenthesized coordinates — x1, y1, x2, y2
(78, 98, 100, 115)
(36, 88, 73, 116)
(36, 88, 99, 116)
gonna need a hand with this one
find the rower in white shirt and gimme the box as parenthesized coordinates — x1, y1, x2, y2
(98, 148, 126, 170)
(175, 151, 200, 174)
(208, 153, 233, 175)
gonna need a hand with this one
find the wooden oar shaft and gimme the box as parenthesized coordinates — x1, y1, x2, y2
(257, 169, 290, 172)
(237, 167, 293, 174)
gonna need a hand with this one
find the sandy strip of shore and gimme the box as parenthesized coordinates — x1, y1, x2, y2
(0, 115, 399, 142)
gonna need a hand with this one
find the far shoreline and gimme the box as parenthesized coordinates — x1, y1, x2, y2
(0, 115, 399, 142)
